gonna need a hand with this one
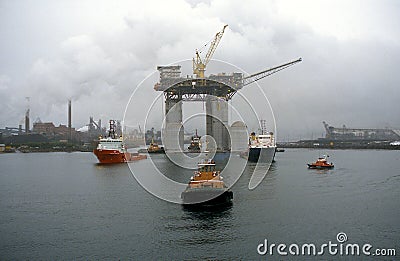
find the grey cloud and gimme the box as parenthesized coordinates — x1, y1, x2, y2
(0, 0, 399, 140)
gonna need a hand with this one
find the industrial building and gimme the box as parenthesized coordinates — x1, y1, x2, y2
(32, 121, 77, 140)
(323, 121, 400, 141)
(0, 100, 83, 145)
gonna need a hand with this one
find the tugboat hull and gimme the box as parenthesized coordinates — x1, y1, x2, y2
(181, 189, 233, 206)
(307, 164, 334, 169)
(148, 148, 165, 154)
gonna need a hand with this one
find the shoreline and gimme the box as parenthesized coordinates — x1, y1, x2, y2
(277, 142, 400, 150)
(2, 146, 399, 154)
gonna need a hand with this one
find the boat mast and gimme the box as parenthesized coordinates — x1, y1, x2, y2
(260, 119, 267, 135)
(108, 120, 117, 139)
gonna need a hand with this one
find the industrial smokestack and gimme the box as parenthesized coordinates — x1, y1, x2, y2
(68, 100, 71, 129)
(25, 110, 30, 133)
(25, 97, 30, 133)
(68, 99, 72, 141)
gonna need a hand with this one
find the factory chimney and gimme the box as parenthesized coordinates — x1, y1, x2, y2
(68, 99, 72, 141)
(25, 97, 30, 133)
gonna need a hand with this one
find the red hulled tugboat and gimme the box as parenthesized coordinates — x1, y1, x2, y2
(307, 155, 334, 169)
(93, 120, 147, 164)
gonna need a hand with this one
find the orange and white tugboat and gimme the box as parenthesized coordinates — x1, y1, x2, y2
(307, 155, 334, 169)
(181, 159, 233, 206)
(93, 120, 147, 164)
(147, 138, 165, 154)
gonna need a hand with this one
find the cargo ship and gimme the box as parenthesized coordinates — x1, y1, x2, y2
(93, 120, 147, 164)
(181, 159, 233, 206)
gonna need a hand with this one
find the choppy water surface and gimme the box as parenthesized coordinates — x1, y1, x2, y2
(0, 149, 399, 259)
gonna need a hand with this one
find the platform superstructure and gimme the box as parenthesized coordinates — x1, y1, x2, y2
(154, 25, 301, 153)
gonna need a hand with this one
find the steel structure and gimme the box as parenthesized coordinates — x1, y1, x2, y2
(323, 121, 400, 141)
(242, 58, 302, 86)
(155, 25, 302, 151)
(193, 25, 228, 78)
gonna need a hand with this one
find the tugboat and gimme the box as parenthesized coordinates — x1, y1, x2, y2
(307, 155, 334, 169)
(181, 159, 233, 206)
(187, 129, 201, 152)
(147, 138, 165, 153)
(93, 120, 147, 164)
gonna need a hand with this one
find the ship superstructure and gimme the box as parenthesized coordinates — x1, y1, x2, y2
(93, 120, 146, 163)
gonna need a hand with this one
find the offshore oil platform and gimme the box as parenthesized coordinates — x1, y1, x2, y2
(154, 25, 301, 152)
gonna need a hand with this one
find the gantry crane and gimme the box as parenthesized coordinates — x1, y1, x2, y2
(193, 24, 228, 78)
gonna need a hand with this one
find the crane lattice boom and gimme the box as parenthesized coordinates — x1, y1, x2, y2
(193, 25, 228, 78)
(242, 58, 302, 86)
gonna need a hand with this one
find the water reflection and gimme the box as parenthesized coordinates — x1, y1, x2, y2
(93, 162, 131, 176)
(182, 203, 233, 221)
(308, 168, 333, 175)
(268, 161, 277, 172)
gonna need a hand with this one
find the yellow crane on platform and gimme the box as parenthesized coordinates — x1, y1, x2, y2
(193, 24, 228, 78)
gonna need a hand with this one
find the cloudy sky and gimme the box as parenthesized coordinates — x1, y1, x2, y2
(1, 0, 399, 140)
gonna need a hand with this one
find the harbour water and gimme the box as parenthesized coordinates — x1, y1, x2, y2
(0, 149, 399, 259)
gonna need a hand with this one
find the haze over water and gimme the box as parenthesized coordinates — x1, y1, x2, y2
(0, 149, 399, 259)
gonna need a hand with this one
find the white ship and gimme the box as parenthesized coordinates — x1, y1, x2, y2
(246, 120, 276, 163)
(247, 132, 276, 163)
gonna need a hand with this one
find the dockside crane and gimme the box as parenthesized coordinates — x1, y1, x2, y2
(322, 121, 332, 138)
(193, 24, 228, 78)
